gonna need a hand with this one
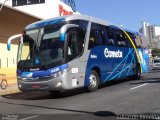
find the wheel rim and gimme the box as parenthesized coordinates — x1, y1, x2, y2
(89, 74, 97, 88)
(1, 80, 7, 89)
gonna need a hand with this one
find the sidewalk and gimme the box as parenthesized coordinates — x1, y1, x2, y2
(0, 83, 20, 95)
(0, 68, 20, 95)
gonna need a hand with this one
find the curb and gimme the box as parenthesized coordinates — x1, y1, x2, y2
(0, 89, 20, 96)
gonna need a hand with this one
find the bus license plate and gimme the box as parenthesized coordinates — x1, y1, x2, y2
(32, 84, 41, 89)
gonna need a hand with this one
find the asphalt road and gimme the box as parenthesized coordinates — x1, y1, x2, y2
(0, 70, 160, 120)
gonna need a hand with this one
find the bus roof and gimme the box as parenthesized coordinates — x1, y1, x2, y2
(25, 14, 112, 30)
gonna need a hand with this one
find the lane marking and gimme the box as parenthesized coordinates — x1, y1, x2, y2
(20, 115, 38, 120)
(130, 83, 148, 90)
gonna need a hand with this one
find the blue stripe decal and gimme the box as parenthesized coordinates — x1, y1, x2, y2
(60, 33, 66, 42)
(127, 50, 136, 76)
(118, 48, 132, 79)
(19, 64, 68, 78)
(109, 64, 132, 81)
(26, 18, 65, 30)
(137, 49, 149, 73)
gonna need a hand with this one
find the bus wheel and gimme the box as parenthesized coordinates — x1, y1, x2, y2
(87, 70, 100, 92)
(135, 65, 141, 80)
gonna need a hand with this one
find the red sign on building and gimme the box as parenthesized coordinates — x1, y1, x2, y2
(59, 5, 73, 16)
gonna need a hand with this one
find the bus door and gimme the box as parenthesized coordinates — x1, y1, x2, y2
(60, 24, 86, 89)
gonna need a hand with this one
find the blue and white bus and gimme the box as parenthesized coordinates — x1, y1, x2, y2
(7, 14, 142, 92)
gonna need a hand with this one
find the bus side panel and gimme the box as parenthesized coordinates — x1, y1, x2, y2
(84, 46, 137, 86)
(84, 46, 109, 86)
(137, 48, 149, 73)
(65, 51, 90, 90)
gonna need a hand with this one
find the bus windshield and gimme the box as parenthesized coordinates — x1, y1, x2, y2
(18, 24, 64, 70)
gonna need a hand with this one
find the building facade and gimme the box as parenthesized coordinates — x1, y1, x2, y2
(0, 5, 40, 68)
(140, 21, 160, 48)
(0, 0, 78, 19)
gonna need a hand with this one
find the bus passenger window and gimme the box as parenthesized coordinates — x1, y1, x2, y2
(116, 33, 126, 47)
(89, 37, 96, 49)
(100, 26, 108, 45)
(88, 29, 98, 49)
(125, 32, 133, 48)
(108, 32, 115, 46)
(88, 23, 103, 49)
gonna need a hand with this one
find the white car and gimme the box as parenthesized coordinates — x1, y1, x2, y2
(152, 59, 160, 70)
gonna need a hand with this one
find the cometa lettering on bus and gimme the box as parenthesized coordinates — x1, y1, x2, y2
(104, 48, 123, 58)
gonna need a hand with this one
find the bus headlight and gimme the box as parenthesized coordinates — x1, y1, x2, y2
(50, 69, 68, 78)
(56, 81, 62, 87)
(50, 72, 61, 78)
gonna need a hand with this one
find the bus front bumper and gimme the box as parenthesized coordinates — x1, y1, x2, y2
(17, 73, 68, 92)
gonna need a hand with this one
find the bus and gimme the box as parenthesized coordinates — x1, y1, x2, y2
(7, 14, 142, 93)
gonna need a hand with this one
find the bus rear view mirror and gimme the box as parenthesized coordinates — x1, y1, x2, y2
(59, 24, 79, 41)
(7, 34, 22, 51)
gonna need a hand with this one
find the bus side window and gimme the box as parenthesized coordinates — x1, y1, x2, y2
(67, 28, 86, 61)
(107, 28, 115, 46)
(116, 32, 126, 47)
(67, 32, 79, 60)
(100, 26, 108, 45)
(125, 32, 134, 48)
(88, 23, 102, 49)
(77, 28, 85, 53)
(125, 35, 131, 48)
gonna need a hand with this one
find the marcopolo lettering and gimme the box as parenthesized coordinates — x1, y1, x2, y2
(104, 48, 123, 58)
(51, 68, 60, 73)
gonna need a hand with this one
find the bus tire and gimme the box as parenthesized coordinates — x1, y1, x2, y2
(87, 70, 100, 92)
(135, 65, 141, 80)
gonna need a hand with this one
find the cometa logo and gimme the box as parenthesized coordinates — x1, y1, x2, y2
(104, 48, 123, 58)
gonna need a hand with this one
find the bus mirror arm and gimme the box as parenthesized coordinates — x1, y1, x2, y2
(59, 24, 79, 41)
(7, 34, 22, 51)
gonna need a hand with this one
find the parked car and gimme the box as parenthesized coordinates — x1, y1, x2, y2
(152, 59, 160, 70)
